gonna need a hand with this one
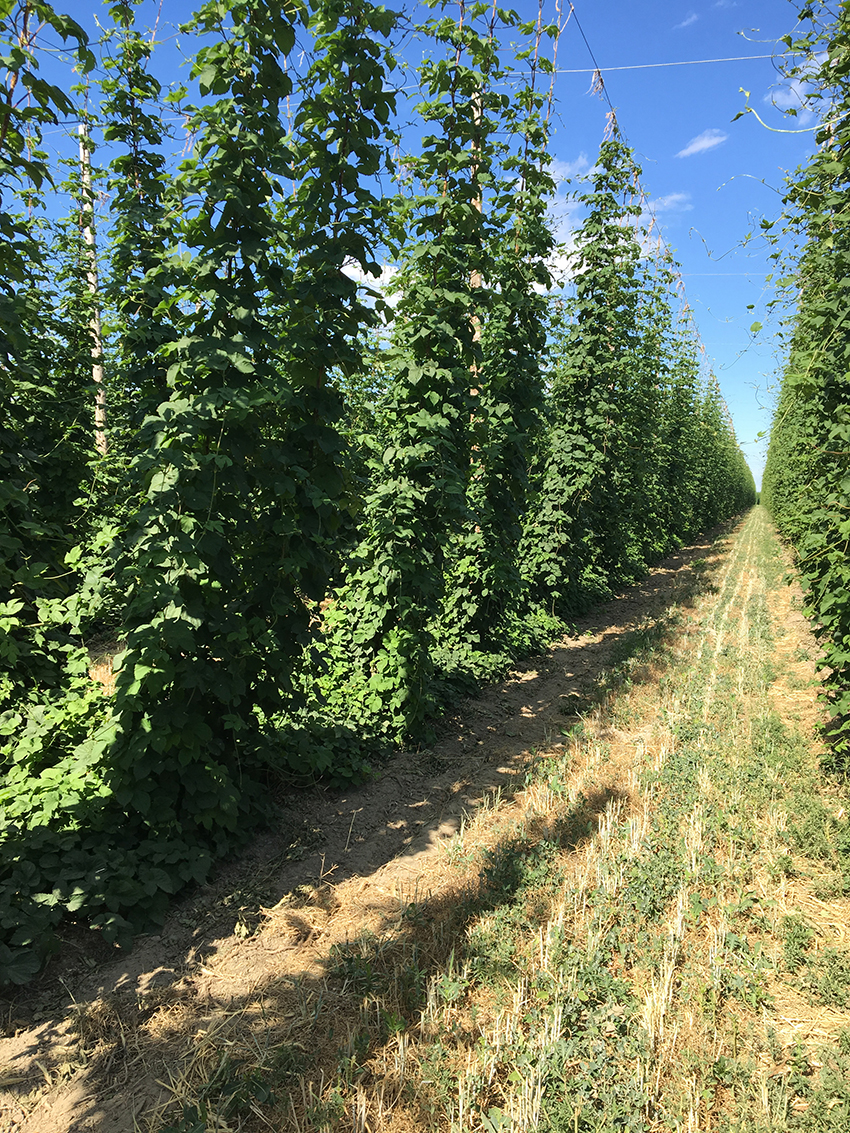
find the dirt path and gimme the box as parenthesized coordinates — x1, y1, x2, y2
(3, 510, 846, 1133)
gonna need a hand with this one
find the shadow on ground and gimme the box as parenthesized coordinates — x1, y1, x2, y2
(0, 520, 735, 1133)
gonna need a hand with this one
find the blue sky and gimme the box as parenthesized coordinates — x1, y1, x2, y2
(46, 0, 816, 487)
(539, 0, 815, 487)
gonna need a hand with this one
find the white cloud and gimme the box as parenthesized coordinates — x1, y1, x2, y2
(540, 153, 591, 285)
(548, 206, 580, 248)
(341, 260, 401, 308)
(542, 165, 695, 287)
(767, 79, 815, 124)
(674, 12, 699, 29)
(676, 128, 728, 157)
(543, 241, 580, 290)
(549, 154, 590, 183)
(764, 54, 824, 124)
(545, 203, 581, 287)
(342, 260, 398, 289)
(650, 192, 693, 214)
(637, 193, 693, 255)
(769, 82, 802, 110)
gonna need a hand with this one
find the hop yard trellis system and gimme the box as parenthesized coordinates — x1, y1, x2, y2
(0, 0, 754, 986)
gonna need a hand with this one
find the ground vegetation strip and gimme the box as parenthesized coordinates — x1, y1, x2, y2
(4, 509, 850, 1132)
(0, 0, 755, 986)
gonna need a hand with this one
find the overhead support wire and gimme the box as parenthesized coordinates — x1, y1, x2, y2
(561, 0, 741, 417)
(566, 2, 618, 127)
(507, 52, 793, 75)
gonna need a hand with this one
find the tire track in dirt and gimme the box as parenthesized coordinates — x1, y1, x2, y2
(642, 509, 850, 1128)
(695, 518, 755, 723)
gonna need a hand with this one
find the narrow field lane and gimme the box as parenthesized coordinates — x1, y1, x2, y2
(5, 509, 850, 1133)
(317, 507, 850, 1133)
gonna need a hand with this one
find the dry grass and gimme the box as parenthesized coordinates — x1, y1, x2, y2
(86, 635, 124, 696)
(12, 512, 850, 1133)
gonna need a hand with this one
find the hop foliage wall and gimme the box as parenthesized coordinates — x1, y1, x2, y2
(0, 0, 754, 983)
(763, 1, 850, 772)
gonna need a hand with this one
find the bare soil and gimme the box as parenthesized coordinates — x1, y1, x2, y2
(0, 522, 753, 1133)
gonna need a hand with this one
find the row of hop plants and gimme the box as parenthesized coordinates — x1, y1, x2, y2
(762, 0, 850, 773)
(0, 0, 755, 985)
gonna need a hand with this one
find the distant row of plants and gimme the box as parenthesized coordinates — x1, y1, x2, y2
(762, 1, 850, 772)
(0, 0, 754, 984)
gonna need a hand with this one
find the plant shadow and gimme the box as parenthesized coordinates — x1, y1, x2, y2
(0, 517, 739, 1133)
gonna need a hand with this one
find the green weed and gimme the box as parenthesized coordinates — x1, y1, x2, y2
(780, 916, 814, 973)
(798, 948, 850, 1009)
